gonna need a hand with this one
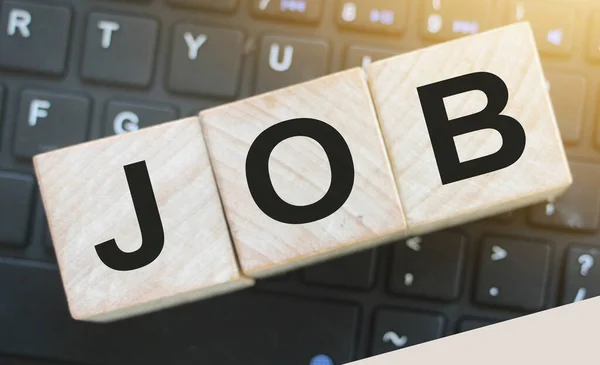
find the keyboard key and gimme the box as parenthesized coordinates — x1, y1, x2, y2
(262, 271, 293, 282)
(14, 90, 90, 159)
(303, 249, 376, 290)
(251, 0, 323, 23)
(592, 98, 600, 148)
(81, 13, 158, 87)
(507, 1, 575, 56)
(0, 258, 358, 365)
(370, 309, 445, 355)
(475, 236, 551, 311)
(345, 45, 400, 69)
(43, 221, 53, 251)
(458, 318, 494, 332)
(255, 35, 329, 94)
(0, 172, 34, 246)
(0, 84, 4, 120)
(337, 0, 409, 34)
(0, 1, 71, 74)
(491, 211, 515, 223)
(561, 245, 600, 304)
(529, 162, 600, 232)
(420, 0, 494, 41)
(588, 12, 600, 62)
(104, 100, 177, 136)
(37, 206, 55, 256)
(389, 231, 466, 301)
(168, 0, 238, 13)
(167, 24, 244, 98)
(545, 72, 585, 144)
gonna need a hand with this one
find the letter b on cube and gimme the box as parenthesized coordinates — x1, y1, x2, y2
(366, 22, 572, 234)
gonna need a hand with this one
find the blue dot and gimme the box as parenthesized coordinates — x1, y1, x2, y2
(310, 354, 334, 365)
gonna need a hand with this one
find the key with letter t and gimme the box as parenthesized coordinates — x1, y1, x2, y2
(366, 22, 572, 235)
(34, 117, 252, 322)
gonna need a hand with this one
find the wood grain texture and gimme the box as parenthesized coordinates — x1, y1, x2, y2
(366, 22, 572, 235)
(200, 69, 407, 278)
(34, 117, 252, 322)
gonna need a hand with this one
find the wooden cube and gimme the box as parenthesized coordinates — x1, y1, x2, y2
(365, 22, 572, 235)
(34, 117, 253, 322)
(200, 69, 407, 278)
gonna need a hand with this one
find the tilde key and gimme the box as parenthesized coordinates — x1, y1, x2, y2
(34, 22, 571, 322)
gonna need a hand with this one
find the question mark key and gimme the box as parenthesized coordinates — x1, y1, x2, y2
(562, 246, 600, 304)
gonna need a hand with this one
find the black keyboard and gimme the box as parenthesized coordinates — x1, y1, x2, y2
(1, 0, 600, 364)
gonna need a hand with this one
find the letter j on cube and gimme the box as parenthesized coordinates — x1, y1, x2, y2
(34, 118, 253, 322)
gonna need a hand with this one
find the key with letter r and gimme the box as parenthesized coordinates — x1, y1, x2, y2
(0, 1, 71, 74)
(365, 22, 572, 235)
